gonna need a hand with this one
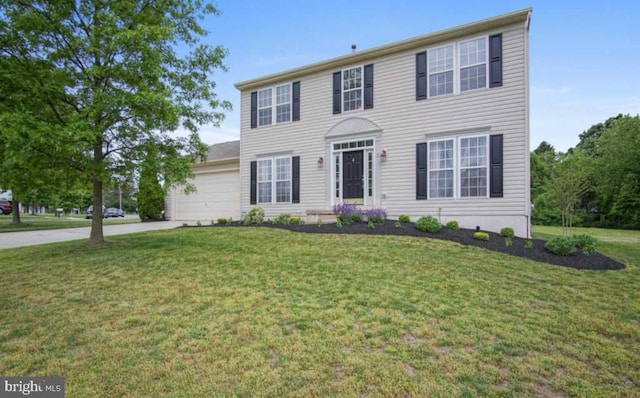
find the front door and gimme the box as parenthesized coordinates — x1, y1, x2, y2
(343, 150, 364, 202)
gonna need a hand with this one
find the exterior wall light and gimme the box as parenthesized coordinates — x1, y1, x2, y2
(317, 156, 324, 166)
(379, 149, 387, 160)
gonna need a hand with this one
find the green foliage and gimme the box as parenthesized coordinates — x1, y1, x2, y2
(415, 216, 440, 233)
(196, 220, 202, 227)
(473, 232, 490, 241)
(333, 203, 362, 225)
(243, 207, 264, 225)
(217, 218, 227, 224)
(505, 238, 513, 247)
(545, 236, 576, 256)
(394, 221, 402, 228)
(500, 227, 515, 238)
(573, 234, 597, 255)
(290, 216, 303, 225)
(274, 213, 292, 225)
(524, 240, 534, 249)
(0, 0, 230, 241)
(398, 214, 411, 223)
(316, 218, 323, 227)
(136, 148, 165, 221)
(226, 217, 233, 226)
(335, 219, 343, 229)
(367, 220, 375, 229)
(445, 220, 459, 230)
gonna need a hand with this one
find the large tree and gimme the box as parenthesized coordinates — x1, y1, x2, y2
(0, 0, 229, 242)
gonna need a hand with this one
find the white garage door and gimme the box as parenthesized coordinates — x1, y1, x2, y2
(169, 170, 240, 221)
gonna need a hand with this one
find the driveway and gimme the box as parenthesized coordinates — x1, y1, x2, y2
(0, 221, 183, 250)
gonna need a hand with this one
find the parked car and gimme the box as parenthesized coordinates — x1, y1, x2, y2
(85, 205, 106, 219)
(105, 207, 125, 218)
(0, 200, 12, 215)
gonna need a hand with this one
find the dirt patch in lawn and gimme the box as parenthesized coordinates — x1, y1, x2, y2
(256, 221, 625, 271)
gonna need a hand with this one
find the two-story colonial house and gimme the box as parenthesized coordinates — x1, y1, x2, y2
(167, 8, 532, 237)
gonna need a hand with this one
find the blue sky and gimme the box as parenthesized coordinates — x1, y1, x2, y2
(193, 0, 640, 153)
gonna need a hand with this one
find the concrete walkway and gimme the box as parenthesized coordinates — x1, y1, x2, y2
(0, 221, 183, 250)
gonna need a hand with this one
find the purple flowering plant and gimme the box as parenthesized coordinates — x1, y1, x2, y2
(332, 203, 362, 225)
(362, 207, 387, 225)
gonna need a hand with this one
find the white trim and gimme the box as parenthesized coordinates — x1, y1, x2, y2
(330, 137, 376, 206)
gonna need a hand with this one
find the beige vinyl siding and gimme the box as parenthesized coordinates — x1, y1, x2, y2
(239, 19, 529, 235)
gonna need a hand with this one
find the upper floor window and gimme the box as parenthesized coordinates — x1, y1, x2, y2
(342, 66, 362, 112)
(333, 64, 373, 114)
(251, 81, 300, 128)
(417, 35, 501, 101)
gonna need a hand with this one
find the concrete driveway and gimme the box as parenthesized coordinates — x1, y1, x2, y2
(0, 221, 183, 250)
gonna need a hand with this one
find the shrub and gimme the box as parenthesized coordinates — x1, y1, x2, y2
(226, 217, 233, 226)
(415, 216, 440, 233)
(500, 227, 515, 238)
(572, 234, 597, 255)
(445, 220, 459, 229)
(333, 203, 362, 225)
(274, 213, 292, 225)
(316, 218, 323, 227)
(473, 231, 490, 241)
(217, 217, 227, 224)
(243, 207, 265, 225)
(505, 237, 513, 246)
(362, 207, 387, 225)
(290, 216, 303, 225)
(196, 220, 202, 226)
(394, 221, 402, 228)
(367, 220, 375, 229)
(398, 214, 411, 223)
(524, 240, 533, 249)
(545, 236, 576, 256)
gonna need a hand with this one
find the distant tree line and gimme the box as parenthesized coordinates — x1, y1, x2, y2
(531, 114, 640, 229)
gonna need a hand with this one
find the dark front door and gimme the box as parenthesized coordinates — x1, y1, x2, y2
(343, 150, 364, 200)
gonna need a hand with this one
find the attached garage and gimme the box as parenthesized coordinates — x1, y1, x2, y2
(165, 141, 240, 222)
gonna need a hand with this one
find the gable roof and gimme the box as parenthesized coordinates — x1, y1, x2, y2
(235, 8, 531, 91)
(203, 140, 240, 162)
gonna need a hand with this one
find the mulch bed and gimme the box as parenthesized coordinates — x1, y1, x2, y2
(251, 220, 624, 271)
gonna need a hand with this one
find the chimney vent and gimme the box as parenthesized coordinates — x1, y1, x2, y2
(351, 44, 356, 53)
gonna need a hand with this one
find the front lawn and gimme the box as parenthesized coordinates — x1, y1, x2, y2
(1, 227, 638, 397)
(0, 214, 139, 232)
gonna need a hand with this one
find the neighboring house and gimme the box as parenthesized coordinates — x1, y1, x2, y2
(171, 8, 533, 237)
(165, 140, 240, 221)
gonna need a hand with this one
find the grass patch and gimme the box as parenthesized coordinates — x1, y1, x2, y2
(533, 225, 640, 266)
(1, 227, 639, 397)
(0, 214, 139, 233)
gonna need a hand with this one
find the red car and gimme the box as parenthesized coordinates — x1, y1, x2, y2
(0, 200, 12, 215)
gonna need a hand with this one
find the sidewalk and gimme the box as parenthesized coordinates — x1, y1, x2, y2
(0, 221, 183, 250)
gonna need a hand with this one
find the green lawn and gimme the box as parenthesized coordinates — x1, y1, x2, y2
(1, 227, 638, 397)
(533, 225, 640, 266)
(0, 214, 139, 232)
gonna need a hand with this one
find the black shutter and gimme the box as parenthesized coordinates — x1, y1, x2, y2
(416, 52, 427, 100)
(332, 71, 341, 114)
(416, 143, 428, 200)
(250, 91, 258, 128)
(490, 134, 503, 198)
(250, 161, 257, 204)
(292, 156, 300, 203)
(292, 81, 300, 121)
(489, 34, 503, 88)
(363, 64, 373, 109)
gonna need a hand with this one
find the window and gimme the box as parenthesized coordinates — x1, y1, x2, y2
(428, 139, 454, 198)
(276, 84, 291, 123)
(428, 45, 454, 97)
(426, 135, 488, 199)
(426, 37, 488, 98)
(257, 157, 291, 203)
(256, 83, 292, 127)
(459, 38, 487, 92)
(342, 66, 362, 111)
(460, 136, 487, 197)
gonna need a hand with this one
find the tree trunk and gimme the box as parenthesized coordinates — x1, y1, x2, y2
(10, 193, 21, 225)
(89, 177, 104, 243)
